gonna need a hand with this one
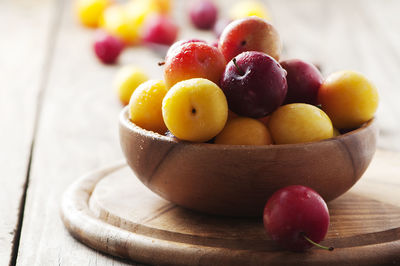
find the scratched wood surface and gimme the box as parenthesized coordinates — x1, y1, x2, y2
(0, 0, 55, 265)
(0, 0, 399, 265)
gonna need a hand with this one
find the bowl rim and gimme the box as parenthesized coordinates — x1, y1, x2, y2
(120, 106, 377, 150)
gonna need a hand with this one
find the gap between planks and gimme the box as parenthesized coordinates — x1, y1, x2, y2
(8, 0, 64, 265)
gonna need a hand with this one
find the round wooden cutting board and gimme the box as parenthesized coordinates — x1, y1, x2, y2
(61, 150, 400, 265)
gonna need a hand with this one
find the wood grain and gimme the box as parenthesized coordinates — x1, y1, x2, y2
(0, 0, 55, 264)
(13, 0, 142, 265)
(120, 107, 378, 216)
(269, 0, 400, 151)
(61, 150, 400, 266)
(8, 0, 400, 265)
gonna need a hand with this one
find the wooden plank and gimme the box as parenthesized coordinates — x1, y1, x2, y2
(0, 0, 55, 265)
(14, 0, 155, 265)
(60, 150, 400, 266)
(269, 0, 400, 150)
(358, 0, 400, 150)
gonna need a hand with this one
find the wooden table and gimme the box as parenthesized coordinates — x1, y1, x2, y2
(1, 0, 399, 265)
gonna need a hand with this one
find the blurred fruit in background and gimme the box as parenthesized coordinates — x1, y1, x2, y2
(155, 0, 172, 13)
(229, 1, 270, 20)
(99, 5, 140, 44)
(187, 0, 271, 34)
(142, 14, 179, 46)
(99, 0, 174, 46)
(140, 0, 172, 14)
(114, 65, 149, 105)
(189, 0, 218, 30)
(93, 30, 124, 64)
(76, 0, 176, 52)
(124, 0, 160, 31)
(76, 0, 112, 28)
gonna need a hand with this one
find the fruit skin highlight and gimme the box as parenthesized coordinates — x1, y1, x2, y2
(162, 78, 228, 142)
(268, 103, 333, 144)
(263, 185, 330, 251)
(114, 66, 149, 105)
(220, 51, 287, 118)
(218, 16, 282, 62)
(215, 117, 273, 145)
(142, 15, 179, 46)
(124, 0, 169, 31)
(129, 80, 168, 134)
(318, 70, 379, 129)
(164, 42, 226, 89)
(165, 39, 206, 60)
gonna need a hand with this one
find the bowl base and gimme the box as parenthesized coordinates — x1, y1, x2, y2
(61, 150, 400, 265)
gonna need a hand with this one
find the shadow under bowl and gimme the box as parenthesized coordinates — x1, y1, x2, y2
(119, 107, 378, 217)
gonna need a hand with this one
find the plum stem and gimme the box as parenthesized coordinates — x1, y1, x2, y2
(301, 233, 334, 251)
(158, 61, 165, 66)
(232, 58, 244, 75)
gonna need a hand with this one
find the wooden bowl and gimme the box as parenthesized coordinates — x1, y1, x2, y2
(119, 107, 378, 216)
